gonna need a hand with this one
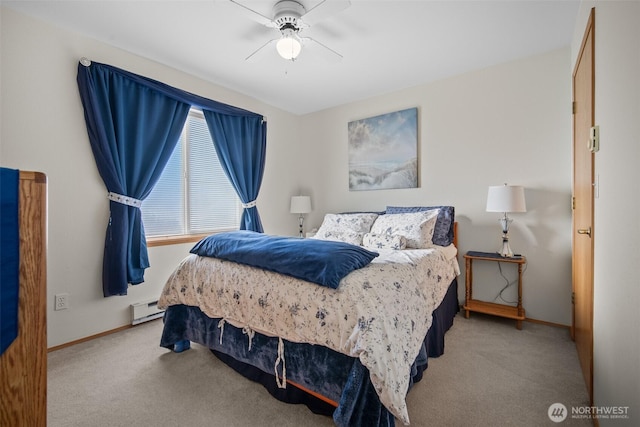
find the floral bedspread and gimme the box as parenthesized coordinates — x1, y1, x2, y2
(158, 245, 459, 425)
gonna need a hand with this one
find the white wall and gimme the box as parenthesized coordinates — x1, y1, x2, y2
(0, 7, 302, 347)
(301, 48, 573, 326)
(572, 2, 640, 424)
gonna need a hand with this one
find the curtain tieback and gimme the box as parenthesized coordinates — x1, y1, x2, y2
(107, 192, 142, 208)
(242, 200, 257, 209)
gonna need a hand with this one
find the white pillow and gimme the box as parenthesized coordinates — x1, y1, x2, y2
(363, 233, 407, 250)
(313, 213, 379, 244)
(369, 210, 439, 248)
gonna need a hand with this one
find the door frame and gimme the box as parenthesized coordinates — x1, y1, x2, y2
(571, 7, 595, 406)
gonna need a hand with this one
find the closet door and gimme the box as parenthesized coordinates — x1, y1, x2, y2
(572, 9, 595, 405)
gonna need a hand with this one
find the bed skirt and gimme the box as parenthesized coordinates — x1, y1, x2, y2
(160, 278, 458, 426)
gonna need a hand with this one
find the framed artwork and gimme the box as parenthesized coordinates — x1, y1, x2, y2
(348, 107, 418, 191)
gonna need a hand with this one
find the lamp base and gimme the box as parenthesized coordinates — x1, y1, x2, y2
(298, 215, 304, 238)
(496, 214, 514, 257)
(497, 236, 514, 258)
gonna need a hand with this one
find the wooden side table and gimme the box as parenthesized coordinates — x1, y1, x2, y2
(463, 251, 526, 329)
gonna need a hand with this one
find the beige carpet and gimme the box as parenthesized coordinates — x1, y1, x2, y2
(48, 313, 592, 426)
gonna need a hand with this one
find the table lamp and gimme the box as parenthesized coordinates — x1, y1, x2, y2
(486, 184, 526, 257)
(290, 196, 311, 237)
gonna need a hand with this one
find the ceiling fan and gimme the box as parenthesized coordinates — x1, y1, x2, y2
(229, 0, 351, 62)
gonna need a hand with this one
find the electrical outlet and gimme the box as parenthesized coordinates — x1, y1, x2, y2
(54, 293, 69, 311)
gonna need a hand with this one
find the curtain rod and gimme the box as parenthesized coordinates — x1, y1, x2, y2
(78, 57, 265, 121)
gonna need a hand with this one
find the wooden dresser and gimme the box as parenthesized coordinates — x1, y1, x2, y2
(0, 171, 47, 426)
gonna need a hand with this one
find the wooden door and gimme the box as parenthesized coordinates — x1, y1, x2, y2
(572, 8, 595, 405)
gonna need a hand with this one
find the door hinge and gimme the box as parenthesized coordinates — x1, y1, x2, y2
(572, 101, 576, 115)
(572, 196, 575, 210)
(572, 292, 575, 304)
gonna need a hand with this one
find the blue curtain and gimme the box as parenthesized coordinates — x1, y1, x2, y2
(77, 60, 265, 297)
(77, 62, 191, 296)
(203, 112, 267, 232)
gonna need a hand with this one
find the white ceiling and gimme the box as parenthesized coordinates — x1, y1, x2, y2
(3, 0, 580, 115)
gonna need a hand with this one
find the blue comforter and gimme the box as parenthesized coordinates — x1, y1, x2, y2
(190, 231, 379, 289)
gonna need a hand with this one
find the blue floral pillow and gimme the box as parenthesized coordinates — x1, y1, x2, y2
(370, 210, 439, 249)
(363, 233, 407, 250)
(317, 230, 364, 246)
(313, 213, 379, 244)
(385, 205, 455, 246)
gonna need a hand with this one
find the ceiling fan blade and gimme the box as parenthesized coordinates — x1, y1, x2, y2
(229, 0, 278, 28)
(301, 36, 343, 63)
(299, 0, 351, 27)
(245, 38, 278, 62)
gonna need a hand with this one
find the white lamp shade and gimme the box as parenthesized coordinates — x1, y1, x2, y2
(486, 185, 526, 213)
(290, 196, 311, 214)
(276, 33, 302, 60)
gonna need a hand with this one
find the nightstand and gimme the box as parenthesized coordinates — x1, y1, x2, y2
(463, 251, 526, 329)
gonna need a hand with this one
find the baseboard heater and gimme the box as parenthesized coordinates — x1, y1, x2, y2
(131, 299, 165, 325)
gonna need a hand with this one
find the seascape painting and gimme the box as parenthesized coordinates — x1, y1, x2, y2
(348, 107, 418, 191)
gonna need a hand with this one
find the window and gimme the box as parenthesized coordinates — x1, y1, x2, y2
(142, 109, 241, 243)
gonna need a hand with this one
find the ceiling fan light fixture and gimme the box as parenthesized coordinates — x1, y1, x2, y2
(276, 29, 302, 60)
(231, 0, 349, 62)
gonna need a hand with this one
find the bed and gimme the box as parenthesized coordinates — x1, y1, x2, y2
(158, 206, 459, 426)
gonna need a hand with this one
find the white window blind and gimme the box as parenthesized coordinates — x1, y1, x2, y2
(142, 110, 241, 237)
